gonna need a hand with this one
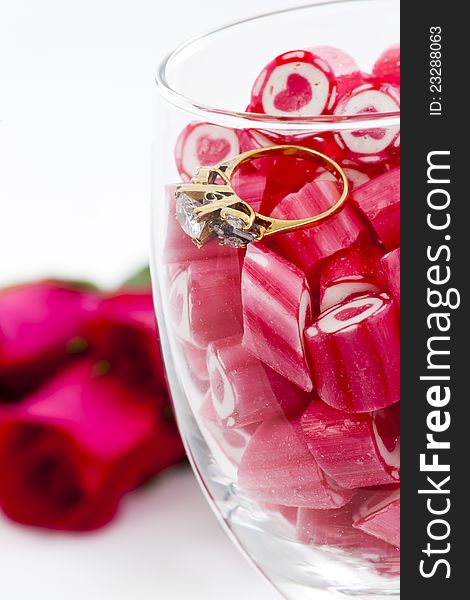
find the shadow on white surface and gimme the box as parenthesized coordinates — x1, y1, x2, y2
(0, 467, 279, 600)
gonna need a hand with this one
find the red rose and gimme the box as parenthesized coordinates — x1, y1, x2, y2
(85, 291, 167, 395)
(0, 360, 184, 531)
(0, 282, 98, 396)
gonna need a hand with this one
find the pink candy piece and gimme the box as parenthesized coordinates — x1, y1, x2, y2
(319, 243, 385, 311)
(207, 335, 309, 428)
(239, 129, 321, 189)
(373, 44, 400, 86)
(297, 501, 391, 553)
(237, 417, 354, 508)
(270, 180, 371, 282)
(353, 486, 400, 548)
(169, 256, 243, 348)
(298, 503, 367, 549)
(314, 165, 370, 190)
(351, 167, 400, 250)
(242, 244, 313, 392)
(334, 83, 400, 164)
(301, 400, 400, 489)
(174, 122, 240, 181)
(297, 495, 400, 573)
(182, 341, 209, 385)
(305, 292, 400, 412)
(380, 248, 400, 309)
(164, 170, 267, 265)
(249, 46, 362, 116)
(262, 503, 299, 527)
(199, 392, 256, 476)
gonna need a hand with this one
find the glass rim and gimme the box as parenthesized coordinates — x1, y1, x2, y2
(155, 0, 400, 133)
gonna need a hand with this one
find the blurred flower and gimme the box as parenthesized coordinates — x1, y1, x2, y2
(0, 273, 185, 531)
(85, 290, 167, 396)
(0, 281, 98, 397)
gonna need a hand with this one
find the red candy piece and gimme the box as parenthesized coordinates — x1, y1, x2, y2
(314, 165, 370, 190)
(239, 129, 321, 189)
(175, 122, 240, 181)
(334, 83, 400, 164)
(231, 166, 267, 212)
(373, 44, 400, 85)
(169, 256, 243, 348)
(301, 400, 400, 489)
(353, 487, 400, 548)
(237, 417, 355, 508)
(242, 244, 313, 392)
(305, 292, 400, 412)
(207, 335, 308, 428)
(380, 248, 400, 309)
(319, 243, 385, 311)
(270, 180, 371, 282)
(182, 341, 209, 386)
(250, 46, 362, 116)
(351, 167, 400, 250)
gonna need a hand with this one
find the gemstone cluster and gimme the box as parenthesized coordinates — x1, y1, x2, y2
(175, 191, 257, 248)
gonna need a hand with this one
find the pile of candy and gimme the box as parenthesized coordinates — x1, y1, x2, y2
(166, 43, 400, 567)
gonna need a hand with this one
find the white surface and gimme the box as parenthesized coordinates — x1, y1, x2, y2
(0, 0, 287, 289)
(0, 1, 290, 599)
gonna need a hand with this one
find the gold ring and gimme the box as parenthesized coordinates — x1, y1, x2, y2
(175, 144, 349, 249)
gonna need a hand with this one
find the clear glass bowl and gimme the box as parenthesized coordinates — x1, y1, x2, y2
(151, 2, 400, 598)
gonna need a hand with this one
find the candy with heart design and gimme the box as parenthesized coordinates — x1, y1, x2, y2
(175, 122, 240, 181)
(319, 243, 385, 311)
(269, 180, 372, 284)
(373, 44, 400, 85)
(241, 244, 313, 392)
(301, 400, 400, 489)
(351, 167, 400, 250)
(207, 335, 309, 428)
(237, 416, 355, 508)
(305, 292, 400, 413)
(249, 46, 362, 116)
(334, 83, 400, 164)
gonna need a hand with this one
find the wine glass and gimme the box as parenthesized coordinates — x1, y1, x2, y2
(151, 2, 400, 598)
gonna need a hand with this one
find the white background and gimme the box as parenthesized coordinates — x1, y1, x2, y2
(0, 1, 290, 598)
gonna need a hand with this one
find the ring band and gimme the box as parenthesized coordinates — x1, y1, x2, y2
(175, 144, 349, 249)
